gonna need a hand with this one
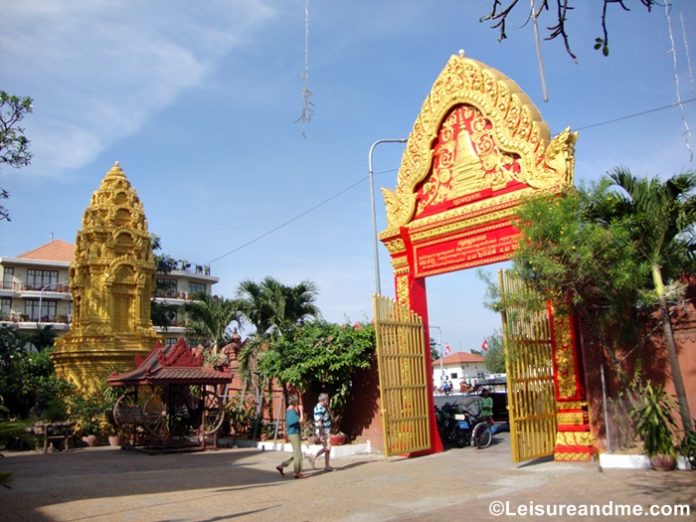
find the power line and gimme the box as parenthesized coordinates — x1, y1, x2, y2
(207, 98, 695, 265)
(574, 97, 696, 131)
(205, 168, 398, 265)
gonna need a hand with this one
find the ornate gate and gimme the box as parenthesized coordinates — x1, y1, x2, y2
(498, 270, 557, 462)
(373, 295, 431, 456)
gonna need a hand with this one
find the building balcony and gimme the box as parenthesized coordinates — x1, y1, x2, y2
(0, 314, 71, 331)
(154, 325, 186, 335)
(19, 289, 72, 300)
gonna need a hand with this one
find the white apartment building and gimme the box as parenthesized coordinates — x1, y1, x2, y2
(432, 351, 487, 391)
(0, 239, 218, 346)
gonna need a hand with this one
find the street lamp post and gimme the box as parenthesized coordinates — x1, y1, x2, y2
(368, 138, 407, 296)
(37, 281, 68, 326)
(430, 324, 445, 386)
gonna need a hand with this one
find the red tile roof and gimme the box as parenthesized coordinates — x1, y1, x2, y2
(108, 338, 233, 386)
(433, 352, 485, 365)
(17, 240, 75, 261)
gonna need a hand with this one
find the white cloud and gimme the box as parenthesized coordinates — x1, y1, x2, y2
(0, 0, 277, 178)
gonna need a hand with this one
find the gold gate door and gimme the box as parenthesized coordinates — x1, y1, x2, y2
(498, 271, 557, 462)
(373, 295, 431, 456)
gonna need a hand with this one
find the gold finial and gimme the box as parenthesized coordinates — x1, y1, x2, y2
(106, 161, 125, 178)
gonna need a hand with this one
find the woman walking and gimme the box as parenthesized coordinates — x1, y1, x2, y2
(276, 395, 305, 479)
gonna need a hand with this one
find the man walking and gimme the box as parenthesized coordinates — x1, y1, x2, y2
(309, 392, 334, 471)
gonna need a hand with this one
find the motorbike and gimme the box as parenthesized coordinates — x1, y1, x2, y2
(435, 402, 473, 447)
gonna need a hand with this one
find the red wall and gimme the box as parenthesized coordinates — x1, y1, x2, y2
(580, 285, 696, 451)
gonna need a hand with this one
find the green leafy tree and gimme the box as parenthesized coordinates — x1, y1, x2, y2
(512, 184, 646, 353)
(483, 331, 506, 374)
(25, 324, 57, 351)
(511, 171, 695, 433)
(258, 320, 375, 433)
(0, 91, 33, 221)
(236, 277, 320, 336)
(235, 277, 320, 428)
(0, 325, 71, 419)
(595, 168, 696, 432)
(235, 276, 320, 382)
(429, 337, 440, 362)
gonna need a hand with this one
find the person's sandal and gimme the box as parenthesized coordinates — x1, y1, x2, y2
(275, 465, 285, 476)
(294, 473, 306, 479)
(324, 465, 335, 472)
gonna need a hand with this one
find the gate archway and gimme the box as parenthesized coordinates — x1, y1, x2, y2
(376, 52, 594, 461)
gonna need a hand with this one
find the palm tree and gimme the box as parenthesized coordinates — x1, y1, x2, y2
(235, 277, 320, 432)
(605, 168, 695, 432)
(235, 278, 279, 337)
(281, 280, 320, 327)
(236, 277, 320, 335)
(182, 293, 242, 354)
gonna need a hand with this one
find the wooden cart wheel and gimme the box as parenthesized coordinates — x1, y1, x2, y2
(113, 392, 140, 434)
(202, 390, 225, 435)
(142, 394, 167, 437)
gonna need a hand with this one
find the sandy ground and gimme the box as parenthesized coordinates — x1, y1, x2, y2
(1, 432, 694, 521)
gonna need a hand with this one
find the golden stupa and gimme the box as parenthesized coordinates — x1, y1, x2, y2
(53, 162, 160, 396)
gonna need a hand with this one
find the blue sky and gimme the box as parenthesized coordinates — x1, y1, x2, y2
(1, 1, 695, 352)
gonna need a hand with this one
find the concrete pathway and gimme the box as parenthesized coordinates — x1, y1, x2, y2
(0, 433, 693, 521)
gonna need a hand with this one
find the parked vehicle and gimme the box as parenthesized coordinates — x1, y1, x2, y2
(472, 379, 509, 424)
(435, 401, 500, 449)
(435, 401, 472, 447)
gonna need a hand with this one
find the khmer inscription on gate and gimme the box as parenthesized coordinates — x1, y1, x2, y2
(414, 224, 519, 277)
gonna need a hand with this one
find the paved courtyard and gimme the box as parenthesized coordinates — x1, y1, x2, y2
(1, 433, 694, 521)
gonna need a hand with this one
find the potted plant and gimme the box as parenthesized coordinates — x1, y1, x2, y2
(679, 428, 696, 471)
(630, 381, 678, 471)
(103, 385, 124, 446)
(68, 394, 106, 447)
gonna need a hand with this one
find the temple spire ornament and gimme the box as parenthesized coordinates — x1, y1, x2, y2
(53, 162, 159, 396)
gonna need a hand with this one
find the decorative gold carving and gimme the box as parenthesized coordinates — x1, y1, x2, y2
(554, 451, 593, 462)
(410, 207, 517, 242)
(556, 412, 585, 425)
(53, 162, 160, 397)
(391, 256, 409, 270)
(551, 310, 579, 399)
(396, 275, 410, 306)
(555, 431, 593, 446)
(384, 238, 406, 254)
(557, 401, 587, 410)
(381, 54, 576, 237)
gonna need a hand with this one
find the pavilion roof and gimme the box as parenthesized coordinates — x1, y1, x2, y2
(108, 337, 232, 386)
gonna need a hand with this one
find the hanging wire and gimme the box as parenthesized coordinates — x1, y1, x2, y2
(295, 0, 314, 138)
(679, 11, 695, 92)
(665, 1, 694, 161)
(530, 0, 549, 102)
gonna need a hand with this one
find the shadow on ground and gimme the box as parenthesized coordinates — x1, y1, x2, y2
(0, 447, 291, 520)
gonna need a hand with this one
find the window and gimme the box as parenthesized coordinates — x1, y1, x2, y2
(26, 269, 58, 290)
(2, 267, 14, 289)
(188, 282, 206, 296)
(164, 337, 178, 347)
(1, 297, 11, 318)
(477, 371, 485, 379)
(450, 372, 458, 379)
(155, 278, 177, 297)
(24, 299, 57, 321)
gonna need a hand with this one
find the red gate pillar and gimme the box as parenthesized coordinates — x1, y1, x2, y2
(548, 303, 596, 461)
